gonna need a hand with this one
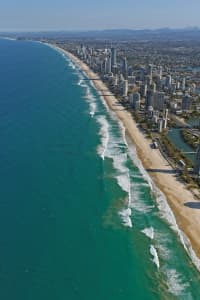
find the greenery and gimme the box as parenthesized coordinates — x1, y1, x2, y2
(159, 134, 193, 168)
(181, 129, 198, 150)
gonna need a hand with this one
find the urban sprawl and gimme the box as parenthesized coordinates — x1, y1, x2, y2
(39, 36, 200, 188)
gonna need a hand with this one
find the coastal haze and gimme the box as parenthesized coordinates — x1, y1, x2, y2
(2, 0, 200, 299)
(1, 0, 200, 30)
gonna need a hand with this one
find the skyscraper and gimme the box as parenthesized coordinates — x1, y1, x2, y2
(166, 75, 172, 88)
(182, 78, 186, 91)
(153, 92, 165, 110)
(146, 89, 154, 109)
(140, 67, 145, 81)
(148, 64, 153, 81)
(157, 66, 163, 79)
(122, 57, 128, 78)
(123, 80, 128, 97)
(182, 95, 192, 111)
(111, 47, 117, 69)
(105, 55, 111, 74)
(140, 84, 147, 98)
(130, 93, 140, 110)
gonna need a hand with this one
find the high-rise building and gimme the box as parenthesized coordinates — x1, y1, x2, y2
(128, 66, 133, 77)
(105, 55, 112, 74)
(182, 78, 186, 91)
(145, 75, 152, 86)
(176, 81, 180, 90)
(150, 83, 156, 93)
(140, 67, 145, 81)
(153, 92, 165, 110)
(163, 118, 168, 129)
(80, 44, 87, 60)
(128, 76, 136, 85)
(182, 95, 192, 111)
(148, 64, 153, 81)
(157, 66, 163, 79)
(146, 89, 154, 108)
(113, 75, 118, 86)
(171, 83, 177, 93)
(156, 75, 162, 90)
(163, 108, 168, 119)
(158, 119, 163, 133)
(129, 93, 140, 110)
(140, 84, 147, 98)
(111, 47, 117, 69)
(122, 57, 128, 78)
(108, 56, 112, 74)
(153, 110, 160, 123)
(122, 80, 128, 97)
(166, 75, 172, 88)
(191, 83, 196, 94)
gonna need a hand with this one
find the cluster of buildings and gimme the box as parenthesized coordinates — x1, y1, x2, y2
(75, 43, 200, 177)
(77, 44, 199, 133)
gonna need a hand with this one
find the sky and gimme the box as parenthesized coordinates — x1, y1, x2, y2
(1, 0, 200, 31)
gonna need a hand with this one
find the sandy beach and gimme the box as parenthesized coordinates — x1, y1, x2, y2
(56, 45, 200, 268)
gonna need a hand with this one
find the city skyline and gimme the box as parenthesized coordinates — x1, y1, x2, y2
(1, 0, 200, 31)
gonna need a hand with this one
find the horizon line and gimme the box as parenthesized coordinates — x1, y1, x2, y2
(0, 26, 200, 33)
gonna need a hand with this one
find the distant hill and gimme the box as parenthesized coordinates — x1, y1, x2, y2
(2, 28, 200, 41)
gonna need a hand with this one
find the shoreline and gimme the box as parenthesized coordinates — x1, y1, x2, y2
(52, 44, 200, 269)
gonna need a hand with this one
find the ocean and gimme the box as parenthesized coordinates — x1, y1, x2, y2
(0, 38, 200, 300)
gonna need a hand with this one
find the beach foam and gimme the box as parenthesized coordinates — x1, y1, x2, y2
(165, 269, 190, 297)
(126, 140, 200, 272)
(142, 227, 154, 240)
(96, 115, 109, 160)
(150, 245, 160, 269)
(119, 208, 133, 228)
(130, 186, 153, 213)
(96, 112, 134, 225)
(154, 231, 172, 261)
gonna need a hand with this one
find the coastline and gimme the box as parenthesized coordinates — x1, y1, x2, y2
(52, 44, 200, 269)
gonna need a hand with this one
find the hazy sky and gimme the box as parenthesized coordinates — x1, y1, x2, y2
(1, 0, 200, 31)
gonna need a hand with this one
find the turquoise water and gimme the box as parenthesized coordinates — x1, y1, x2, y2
(1, 38, 200, 300)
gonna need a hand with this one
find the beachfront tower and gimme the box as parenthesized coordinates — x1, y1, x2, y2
(123, 80, 128, 97)
(105, 55, 112, 74)
(146, 89, 154, 109)
(194, 145, 200, 176)
(122, 57, 128, 78)
(111, 47, 117, 69)
(129, 93, 140, 110)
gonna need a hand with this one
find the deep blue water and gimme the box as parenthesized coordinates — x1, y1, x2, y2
(1, 38, 200, 300)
